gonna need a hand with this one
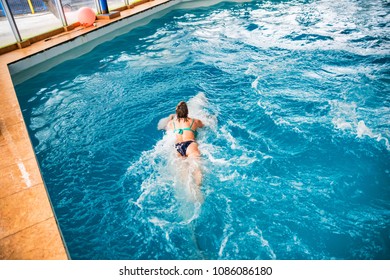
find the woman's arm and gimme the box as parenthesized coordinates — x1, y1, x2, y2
(157, 114, 175, 130)
(166, 120, 173, 130)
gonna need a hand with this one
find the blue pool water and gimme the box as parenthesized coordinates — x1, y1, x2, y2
(15, 0, 390, 259)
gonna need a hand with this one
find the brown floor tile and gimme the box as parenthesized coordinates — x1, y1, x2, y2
(0, 183, 53, 240)
(0, 120, 30, 147)
(0, 104, 24, 128)
(0, 119, 36, 170)
(0, 146, 35, 171)
(0, 137, 35, 170)
(0, 157, 43, 199)
(0, 87, 20, 106)
(0, 217, 68, 259)
(0, 81, 16, 102)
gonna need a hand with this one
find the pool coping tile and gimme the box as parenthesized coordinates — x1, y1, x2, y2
(0, 217, 67, 260)
(0, 183, 54, 240)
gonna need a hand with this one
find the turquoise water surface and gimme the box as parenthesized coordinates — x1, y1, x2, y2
(15, 0, 389, 259)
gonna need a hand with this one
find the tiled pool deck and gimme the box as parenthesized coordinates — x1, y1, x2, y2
(0, 0, 172, 259)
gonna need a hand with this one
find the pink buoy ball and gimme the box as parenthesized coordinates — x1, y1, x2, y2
(78, 7, 96, 27)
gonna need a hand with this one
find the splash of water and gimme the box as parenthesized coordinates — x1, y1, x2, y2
(125, 92, 216, 224)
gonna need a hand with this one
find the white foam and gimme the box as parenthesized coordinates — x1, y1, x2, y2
(127, 132, 177, 209)
(332, 117, 353, 130)
(201, 148, 230, 165)
(330, 100, 390, 150)
(218, 170, 240, 182)
(251, 76, 260, 90)
(357, 120, 390, 150)
(291, 181, 304, 191)
(188, 92, 218, 129)
(227, 120, 260, 139)
(248, 227, 277, 259)
(357, 120, 374, 138)
(220, 125, 239, 149)
(218, 231, 233, 258)
(149, 217, 170, 228)
(218, 196, 234, 258)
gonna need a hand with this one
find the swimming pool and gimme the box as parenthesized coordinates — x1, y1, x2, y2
(15, 0, 389, 259)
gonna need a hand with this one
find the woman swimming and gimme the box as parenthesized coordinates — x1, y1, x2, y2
(167, 101, 204, 186)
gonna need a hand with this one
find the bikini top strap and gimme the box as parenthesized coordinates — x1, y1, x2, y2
(189, 119, 195, 129)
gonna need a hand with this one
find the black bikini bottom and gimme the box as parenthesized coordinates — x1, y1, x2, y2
(175, 140, 194, 157)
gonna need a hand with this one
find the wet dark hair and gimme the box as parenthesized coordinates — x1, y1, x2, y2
(176, 101, 189, 122)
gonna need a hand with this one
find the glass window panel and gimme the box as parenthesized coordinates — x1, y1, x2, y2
(0, 4, 17, 47)
(8, 0, 63, 41)
(107, 0, 126, 11)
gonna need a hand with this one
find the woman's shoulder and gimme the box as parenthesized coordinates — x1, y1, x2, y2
(167, 119, 174, 130)
(191, 118, 204, 128)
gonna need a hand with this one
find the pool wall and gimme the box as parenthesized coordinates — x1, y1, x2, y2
(0, 0, 183, 260)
